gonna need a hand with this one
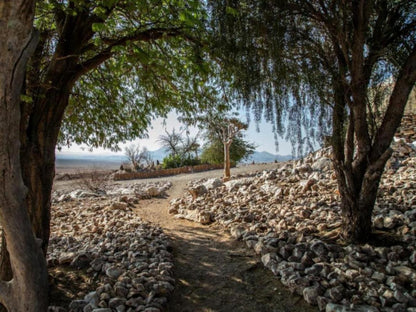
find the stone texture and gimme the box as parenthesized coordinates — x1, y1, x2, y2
(168, 115, 416, 312)
(47, 181, 174, 311)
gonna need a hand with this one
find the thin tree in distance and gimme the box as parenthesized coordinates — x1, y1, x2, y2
(158, 128, 201, 168)
(158, 129, 184, 158)
(219, 118, 248, 181)
(124, 144, 152, 171)
(182, 112, 252, 181)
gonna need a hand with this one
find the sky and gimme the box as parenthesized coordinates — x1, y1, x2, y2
(57, 111, 294, 156)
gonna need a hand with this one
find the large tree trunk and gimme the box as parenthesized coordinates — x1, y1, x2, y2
(21, 129, 59, 255)
(0, 49, 75, 302)
(0, 1, 49, 310)
(334, 152, 390, 243)
(20, 36, 77, 253)
(0, 237, 12, 282)
(331, 46, 416, 244)
(20, 87, 71, 254)
(0, 36, 77, 293)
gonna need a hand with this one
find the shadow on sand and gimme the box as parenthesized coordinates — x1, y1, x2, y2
(165, 223, 317, 312)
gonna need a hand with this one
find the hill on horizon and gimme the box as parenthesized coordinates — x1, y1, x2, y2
(56, 147, 292, 168)
(246, 150, 293, 163)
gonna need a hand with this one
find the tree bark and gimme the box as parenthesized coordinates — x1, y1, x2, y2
(332, 47, 416, 243)
(223, 142, 231, 181)
(335, 147, 391, 243)
(0, 236, 12, 282)
(328, 7, 416, 244)
(20, 85, 72, 254)
(0, 0, 49, 310)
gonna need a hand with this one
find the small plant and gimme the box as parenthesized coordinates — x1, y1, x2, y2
(77, 169, 108, 193)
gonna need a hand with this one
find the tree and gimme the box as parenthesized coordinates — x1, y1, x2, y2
(158, 128, 200, 167)
(182, 112, 250, 181)
(216, 118, 248, 181)
(209, 1, 416, 242)
(182, 134, 201, 159)
(17, 0, 213, 258)
(201, 136, 255, 166)
(0, 0, 48, 310)
(158, 129, 185, 158)
(0, 0, 216, 306)
(125, 144, 152, 170)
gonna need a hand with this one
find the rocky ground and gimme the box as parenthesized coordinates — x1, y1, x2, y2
(47, 115, 416, 312)
(49, 165, 314, 312)
(169, 140, 416, 311)
(48, 182, 175, 312)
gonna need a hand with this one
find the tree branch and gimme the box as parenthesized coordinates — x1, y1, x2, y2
(371, 45, 416, 161)
(346, 111, 355, 166)
(73, 27, 185, 81)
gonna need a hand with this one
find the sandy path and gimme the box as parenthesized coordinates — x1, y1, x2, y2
(131, 166, 317, 312)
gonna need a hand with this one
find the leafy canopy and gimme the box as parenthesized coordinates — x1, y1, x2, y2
(201, 136, 255, 165)
(207, 0, 416, 155)
(180, 111, 255, 164)
(33, 0, 219, 151)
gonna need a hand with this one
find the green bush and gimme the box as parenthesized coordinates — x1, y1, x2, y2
(200, 137, 255, 165)
(161, 154, 201, 169)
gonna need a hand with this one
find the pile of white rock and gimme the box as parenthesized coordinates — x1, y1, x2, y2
(48, 182, 174, 312)
(53, 181, 172, 203)
(170, 142, 416, 311)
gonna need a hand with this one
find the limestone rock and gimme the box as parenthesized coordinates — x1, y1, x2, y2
(188, 185, 207, 199)
(203, 178, 223, 190)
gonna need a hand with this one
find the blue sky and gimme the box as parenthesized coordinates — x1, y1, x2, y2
(57, 111, 294, 156)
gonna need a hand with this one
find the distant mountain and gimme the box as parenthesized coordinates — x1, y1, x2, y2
(55, 148, 289, 169)
(148, 147, 168, 162)
(55, 153, 125, 169)
(55, 148, 168, 169)
(246, 151, 293, 163)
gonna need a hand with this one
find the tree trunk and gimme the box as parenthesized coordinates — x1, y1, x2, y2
(0, 237, 12, 282)
(223, 142, 231, 181)
(20, 88, 70, 255)
(0, 39, 77, 293)
(0, 1, 49, 310)
(335, 148, 391, 243)
(335, 164, 373, 243)
(21, 131, 58, 255)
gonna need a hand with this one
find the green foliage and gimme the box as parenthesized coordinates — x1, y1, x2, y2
(32, 0, 221, 151)
(207, 1, 416, 156)
(181, 110, 254, 165)
(162, 154, 200, 169)
(207, 0, 330, 156)
(200, 136, 255, 165)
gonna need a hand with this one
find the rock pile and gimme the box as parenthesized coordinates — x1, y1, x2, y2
(396, 114, 416, 144)
(170, 139, 416, 311)
(53, 181, 172, 203)
(48, 182, 174, 312)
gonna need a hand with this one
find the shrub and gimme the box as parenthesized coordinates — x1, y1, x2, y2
(162, 154, 200, 169)
(200, 137, 255, 165)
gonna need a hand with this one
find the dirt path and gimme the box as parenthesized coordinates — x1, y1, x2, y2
(132, 167, 317, 312)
